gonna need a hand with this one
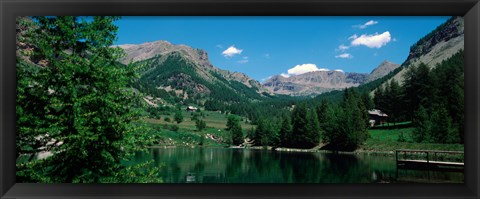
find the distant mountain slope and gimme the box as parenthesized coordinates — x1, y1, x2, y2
(262, 60, 399, 96)
(366, 61, 401, 83)
(383, 16, 464, 87)
(262, 71, 369, 96)
(117, 41, 269, 106)
(313, 16, 464, 103)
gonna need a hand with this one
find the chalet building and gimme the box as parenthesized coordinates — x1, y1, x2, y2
(368, 109, 388, 127)
(186, 106, 198, 112)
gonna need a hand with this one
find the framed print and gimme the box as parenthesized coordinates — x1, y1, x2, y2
(1, 0, 479, 198)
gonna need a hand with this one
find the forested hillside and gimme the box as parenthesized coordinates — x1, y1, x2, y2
(15, 16, 465, 184)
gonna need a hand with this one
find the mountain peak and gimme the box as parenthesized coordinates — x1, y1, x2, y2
(366, 60, 400, 82)
(116, 40, 210, 66)
(262, 70, 368, 96)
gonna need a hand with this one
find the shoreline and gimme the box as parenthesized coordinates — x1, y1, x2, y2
(146, 145, 401, 156)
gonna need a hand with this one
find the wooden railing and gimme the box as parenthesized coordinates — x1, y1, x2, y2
(395, 149, 464, 170)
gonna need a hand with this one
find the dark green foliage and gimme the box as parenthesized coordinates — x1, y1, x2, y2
(361, 91, 375, 111)
(198, 134, 205, 146)
(288, 103, 320, 149)
(226, 115, 240, 131)
(403, 63, 435, 119)
(195, 119, 206, 131)
(412, 105, 430, 143)
(170, 125, 180, 132)
(340, 88, 369, 148)
(16, 16, 158, 183)
(305, 108, 321, 147)
(321, 104, 341, 147)
(397, 131, 407, 142)
(429, 107, 458, 144)
(430, 49, 464, 142)
(373, 85, 386, 111)
(404, 50, 464, 144)
(174, 110, 183, 124)
(321, 88, 369, 151)
(290, 103, 309, 148)
(253, 119, 279, 147)
(134, 53, 266, 114)
(383, 79, 404, 124)
(226, 115, 244, 146)
(316, 99, 330, 142)
(246, 127, 256, 140)
(279, 114, 292, 147)
(146, 106, 171, 119)
(231, 122, 244, 146)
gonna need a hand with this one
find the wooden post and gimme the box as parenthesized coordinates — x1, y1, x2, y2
(395, 150, 398, 165)
(426, 151, 429, 163)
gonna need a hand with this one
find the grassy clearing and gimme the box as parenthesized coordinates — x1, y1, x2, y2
(143, 110, 254, 147)
(145, 110, 255, 131)
(143, 112, 463, 154)
(362, 127, 464, 152)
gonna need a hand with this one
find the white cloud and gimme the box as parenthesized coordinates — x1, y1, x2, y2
(335, 53, 353, 59)
(348, 34, 358, 40)
(237, 56, 249, 64)
(283, 64, 330, 76)
(349, 31, 391, 48)
(354, 20, 379, 29)
(334, 69, 345, 73)
(222, 45, 243, 58)
(337, 44, 350, 51)
(216, 44, 223, 49)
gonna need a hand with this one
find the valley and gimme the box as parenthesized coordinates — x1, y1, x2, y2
(15, 16, 465, 183)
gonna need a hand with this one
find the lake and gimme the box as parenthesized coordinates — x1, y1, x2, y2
(132, 147, 464, 183)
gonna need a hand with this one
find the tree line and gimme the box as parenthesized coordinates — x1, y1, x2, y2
(248, 88, 370, 150)
(373, 50, 464, 144)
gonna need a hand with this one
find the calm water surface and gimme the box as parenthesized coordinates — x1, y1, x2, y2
(133, 147, 464, 183)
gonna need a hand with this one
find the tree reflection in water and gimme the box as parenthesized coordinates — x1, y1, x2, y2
(132, 148, 463, 183)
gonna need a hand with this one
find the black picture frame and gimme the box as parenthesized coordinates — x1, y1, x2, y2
(1, 0, 479, 198)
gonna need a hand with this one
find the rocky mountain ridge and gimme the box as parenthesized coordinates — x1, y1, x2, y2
(382, 16, 464, 88)
(116, 40, 266, 95)
(262, 60, 400, 96)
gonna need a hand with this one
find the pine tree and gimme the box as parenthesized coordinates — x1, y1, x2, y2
(373, 85, 386, 111)
(412, 105, 431, 143)
(226, 115, 240, 131)
(385, 79, 403, 125)
(254, 119, 269, 146)
(430, 107, 458, 144)
(334, 88, 369, 150)
(226, 115, 243, 145)
(174, 110, 184, 124)
(279, 114, 292, 147)
(305, 108, 321, 148)
(403, 63, 433, 120)
(195, 119, 206, 131)
(16, 16, 145, 182)
(231, 121, 244, 146)
(291, 103, 309, 148)
(361, 91, 374, 111)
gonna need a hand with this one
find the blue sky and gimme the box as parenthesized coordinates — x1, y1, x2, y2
(114, 16, 450, 82)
